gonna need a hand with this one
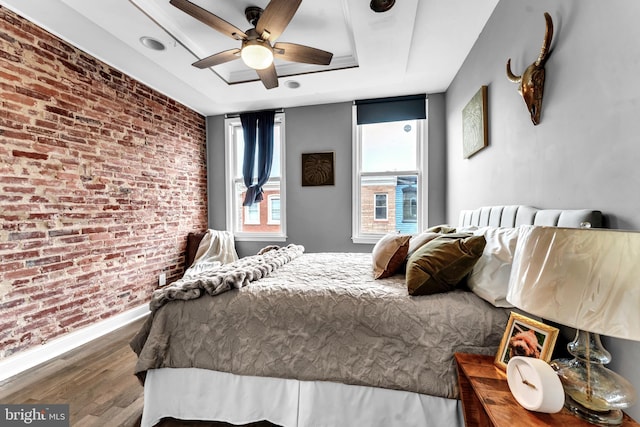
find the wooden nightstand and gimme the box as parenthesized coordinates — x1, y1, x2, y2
(454, 353, 640, 426)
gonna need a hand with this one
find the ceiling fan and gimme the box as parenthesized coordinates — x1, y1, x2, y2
(170, 0, 334, 89)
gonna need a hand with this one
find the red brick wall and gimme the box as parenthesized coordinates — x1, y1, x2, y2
(0, 7, 208, 359)
(361, 185, 396, 234)
(241, 189, 281, 233)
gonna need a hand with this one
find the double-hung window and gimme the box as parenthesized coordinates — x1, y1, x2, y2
(268, 195, 280, 225)
(352, 95, 426, 244)
(374, 194, 388, 220)
(225, 113, 286, 241)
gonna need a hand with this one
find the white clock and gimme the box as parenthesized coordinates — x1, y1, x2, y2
(506, 356, 565, 413)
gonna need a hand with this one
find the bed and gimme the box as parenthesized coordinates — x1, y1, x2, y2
(130, 205, 602, 427)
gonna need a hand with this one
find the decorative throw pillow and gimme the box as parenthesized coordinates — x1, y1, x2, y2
(406, 232, 441, 259)
(372, 233, 411, 279)
(406, 234, 486, 296)
(185, 232, 207, 268)
(423, 224, 457, 234)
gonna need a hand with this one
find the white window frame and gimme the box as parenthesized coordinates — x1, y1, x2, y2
(403, 190, 418, 222)
(351, 104, 428, 244)
(374, 193, 388, 221)
(267, 194, 280, 225)
(244, 203, 260, 225)
(225, 113, 286, 242)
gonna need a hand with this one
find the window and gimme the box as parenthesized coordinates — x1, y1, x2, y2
(244, 204, 260, 225)
(268, 195, 280, 225)
(401, 181, 417, 223)
(225, 113, 286, 241)
(352, 96, 426, 243)
(374, 193, 388, 220)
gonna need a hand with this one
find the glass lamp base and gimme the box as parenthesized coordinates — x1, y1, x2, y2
(551, 331, 637, 427)
(564, 394, 623, 426)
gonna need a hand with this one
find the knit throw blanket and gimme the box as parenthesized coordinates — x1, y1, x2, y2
(149, 244, 305, 312)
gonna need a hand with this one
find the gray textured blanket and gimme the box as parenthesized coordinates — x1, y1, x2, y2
(131, 252, 509, 399)
(149, 244, 304, 312)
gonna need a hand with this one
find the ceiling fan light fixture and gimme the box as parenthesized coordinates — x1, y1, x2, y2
(171, 0, 333, 89)
(241, 41, 274, 70)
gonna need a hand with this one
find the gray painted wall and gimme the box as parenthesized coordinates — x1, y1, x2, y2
(446, 0, 640, 419)
(207, 102, 366, 257)
(426, 94, 447, 226)
(206, 96, 447, 258)
(206, 115, 226, 231)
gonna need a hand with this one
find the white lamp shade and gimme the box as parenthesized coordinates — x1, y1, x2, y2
(241, 43, 274, 70)
(506, 225, 640, 341)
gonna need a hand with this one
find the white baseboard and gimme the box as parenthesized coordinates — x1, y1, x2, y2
(0, 303, 150, 383)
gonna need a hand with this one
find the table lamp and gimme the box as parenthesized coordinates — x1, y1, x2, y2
(506, 225, 640, 425)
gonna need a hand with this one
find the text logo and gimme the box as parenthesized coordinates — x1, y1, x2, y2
(0, 405, 69, 426)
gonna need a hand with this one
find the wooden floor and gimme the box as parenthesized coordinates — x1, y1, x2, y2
(0, 317, 277, 427)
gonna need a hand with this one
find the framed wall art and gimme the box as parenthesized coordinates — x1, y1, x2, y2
(494, 312, 559, 371)
(462, 85, 489, 159)
(301, 152, 335, 186)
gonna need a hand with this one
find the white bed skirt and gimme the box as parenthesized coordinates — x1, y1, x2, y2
(141, 368, 463, 427)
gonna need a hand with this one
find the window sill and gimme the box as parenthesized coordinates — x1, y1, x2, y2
(352, 236, 382, 245)
(234, 234, 287, 242)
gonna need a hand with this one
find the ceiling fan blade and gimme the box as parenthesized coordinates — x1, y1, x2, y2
(255, 0, 302, 41)
(192, 48, 241, 69)
(273, 42, 333, 65)
(170, 0, 247, 40)
(256, 64, 279, 89)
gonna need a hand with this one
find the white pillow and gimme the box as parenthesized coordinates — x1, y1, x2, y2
(467, 227, 520, 307)
(456, 225, 480, 233)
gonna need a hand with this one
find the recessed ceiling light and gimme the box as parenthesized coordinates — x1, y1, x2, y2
(139, 36, 165, 51)
(285, 80, 301, 89)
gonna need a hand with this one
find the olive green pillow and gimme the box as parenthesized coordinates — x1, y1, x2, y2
(406, 235, 486, 296)
(406, 232, 441, 259)
(423, 224, 457, 234)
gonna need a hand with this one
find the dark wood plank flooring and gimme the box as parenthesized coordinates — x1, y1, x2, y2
(0, 316, 276, 427)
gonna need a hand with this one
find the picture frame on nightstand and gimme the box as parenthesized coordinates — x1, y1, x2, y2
(495, 312, 559, 370)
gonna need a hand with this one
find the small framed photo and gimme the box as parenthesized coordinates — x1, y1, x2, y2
(494, 312, 559, 371)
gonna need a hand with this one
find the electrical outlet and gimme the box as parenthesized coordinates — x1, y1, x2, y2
(158, 272, 167, 287)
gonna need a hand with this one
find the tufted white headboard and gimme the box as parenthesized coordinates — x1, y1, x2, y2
(458, 205, 603, 229)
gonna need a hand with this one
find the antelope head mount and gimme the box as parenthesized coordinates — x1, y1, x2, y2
(506, 12, 554, 125)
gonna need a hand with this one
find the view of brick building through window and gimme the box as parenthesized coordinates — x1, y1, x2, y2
(354, 118, 423, 241)
(226, 115, 285, 239)
(360, 176, 418, 235)
(240, 189, 281, 232)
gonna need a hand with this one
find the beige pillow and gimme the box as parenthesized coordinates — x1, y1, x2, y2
(372, 233, 411, 279)
(406, 235, 486, 296)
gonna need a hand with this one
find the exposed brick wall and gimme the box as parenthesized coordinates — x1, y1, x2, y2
(0, 7, 208, 359)
(361, 185, 396, 233)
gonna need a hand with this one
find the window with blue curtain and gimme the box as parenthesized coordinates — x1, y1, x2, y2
(224, 112, 287, 242)
(240, 110, 276, 206)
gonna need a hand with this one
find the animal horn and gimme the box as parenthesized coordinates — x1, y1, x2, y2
(535, 12, 554, 67)
(506, 59, 521, 83)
